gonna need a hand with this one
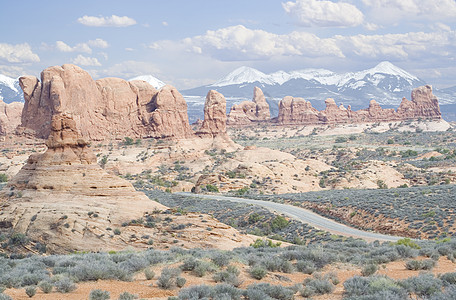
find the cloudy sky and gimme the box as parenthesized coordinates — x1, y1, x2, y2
(1, 0, 455, 89)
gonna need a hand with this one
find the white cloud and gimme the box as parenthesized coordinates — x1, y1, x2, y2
(334, 30, 456, 60)
(88, 60, 161, 79)
(71, 55, 101, 66)
(162, 21, 168, 26)
(77, 15, 137, 27)
(282, 0, 364, 27)
(362, 0, 456, 23)
(183, 25, 344, 61)
(88, 38, 109, 49)
(56, 41, 92, 53)
(0, 43, 40, 63)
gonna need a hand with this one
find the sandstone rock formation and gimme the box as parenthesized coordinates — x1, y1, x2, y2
(276, 85, 442, 125)
(0, 100, 23, 135)
(0, 113, 168, 252)
(196, 90, 227, 137)
(19, 64, 193, 140)
(227, 87, 270, 125)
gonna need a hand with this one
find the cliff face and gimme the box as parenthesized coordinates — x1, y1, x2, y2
(19, 64, 193, 140)
(276, 85, 442, 125)
(0, 100, 23, 135)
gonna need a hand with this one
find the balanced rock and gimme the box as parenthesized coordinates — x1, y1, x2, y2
(0, 100, 23, 135)
(19, 64, 193, 140)
(0, 113, 168, 253)
(197, 90, 227, 137)
(227, 87, 270, 125)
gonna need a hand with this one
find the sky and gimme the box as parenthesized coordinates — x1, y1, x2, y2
(1, 0, 455, 89)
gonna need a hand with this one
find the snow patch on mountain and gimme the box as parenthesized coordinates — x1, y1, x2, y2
(0, 74, 19, 93)
(129, 75, 166, 89)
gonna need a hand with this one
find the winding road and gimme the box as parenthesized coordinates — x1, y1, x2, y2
(177, 192, 403, 242)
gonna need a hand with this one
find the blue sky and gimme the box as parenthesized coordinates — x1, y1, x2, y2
(1, 0, 455, 89)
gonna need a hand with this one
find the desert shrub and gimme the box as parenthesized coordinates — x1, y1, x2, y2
(180, 257, 199, 271)
(440, 272, 456, 286)
(430, 285, 456, 300)
(212, 271, 242, 287)
(117, 292, 137, 300)
(344, 276, 371, 297)
(89, 289, 110, 300)
(302, 274, 335, 297)
(67, 257, 131, 282)
(38, 280, 53, 293)
(405, 259, 436, 271)
(401, 273, 442, 298)
(157, 267, 181, 289)
(0, 174, 7, 182)
(193, 261, 214, 277)
(0, 294, 12, 300)
(25, 286, 36, 298)
(176, 277, 186, 288)
(54, 277, 77, 293)
(213, 283, 242, 300)
(361, 264, 378, 276)
(178, 284, 215, 299)
(249, 265, 268, 280)
(144, 268, 155, 280)
(295, 260, 316, 274)
(211, 252, 231, 267)
(246, 283, 294, 300)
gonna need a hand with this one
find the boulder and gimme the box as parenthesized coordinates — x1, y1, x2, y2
(19, 64, 194, 140)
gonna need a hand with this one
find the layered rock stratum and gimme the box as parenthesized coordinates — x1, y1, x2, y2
(276, 85, 442, 125)
(227, 87, 270, 125)
(19, 64, 193, 140)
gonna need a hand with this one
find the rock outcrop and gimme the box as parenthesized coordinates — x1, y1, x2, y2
(19, 64, 193, 140)
(227, 87, 270, 125)
(0, 113, 169, 252)
(0, 100, 23, 135)
(196, 90, 227, 137)
(276, 85, 442, 125)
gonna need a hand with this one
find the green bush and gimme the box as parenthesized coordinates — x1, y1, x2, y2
(38, 281, 53, 293)
(205, 184, 219, 193)
(361, 264, 378, 276)
(25, 286, 36, 298)
(117, 292, 137, 300)
(0, 174, 7, 182)
(249, 266, 268, 280)
(89, 289, 110, 300)
(144, 269, 155, 280)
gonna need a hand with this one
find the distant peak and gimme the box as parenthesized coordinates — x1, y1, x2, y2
(129, 75, 165, 89)
(212, 66, 270, 87)
(369, 61, 418, 81)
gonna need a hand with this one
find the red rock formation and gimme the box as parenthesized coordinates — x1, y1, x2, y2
(19, 64, 193, 140)
(277, 96, 320, 124)
(227, 87, 270, 125)
(276, 85, 442, 125)
(197, 90, 227, 137)
(0, 100, 23, 135)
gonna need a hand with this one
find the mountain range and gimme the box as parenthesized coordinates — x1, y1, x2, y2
(183, 61, 455, 109)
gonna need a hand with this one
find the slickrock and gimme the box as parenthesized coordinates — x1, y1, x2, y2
(227, 86, 270, 125)
(276, 85, 442, 125)
(18, 64, 193, 140)
(0, 114, 168, 253)
(0, 100, 23, 135)
(197, 90, 227, 137)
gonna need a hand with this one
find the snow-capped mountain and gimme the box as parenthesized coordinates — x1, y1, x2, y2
(0, 75, 23, 103)
(183, 61, 456, 109)
(129, 75, 166, 89)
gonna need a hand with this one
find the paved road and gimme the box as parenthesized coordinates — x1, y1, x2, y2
(177, 192, 403, 242)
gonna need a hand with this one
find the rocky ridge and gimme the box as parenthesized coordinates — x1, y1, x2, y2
(18, 64, 193, 140)
(276, 85, 442, 125)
